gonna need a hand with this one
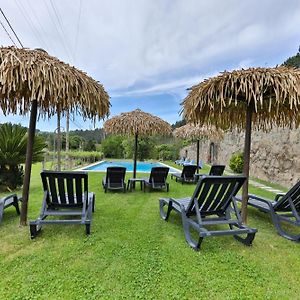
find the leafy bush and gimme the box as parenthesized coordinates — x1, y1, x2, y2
(229, 152, 244, 173)
(0, 123, 46, 190)
(101, 135, 125, 158)
(122, 137, 155, 160)
(0, 165, 24, 190)
(154, 144, 178, 160)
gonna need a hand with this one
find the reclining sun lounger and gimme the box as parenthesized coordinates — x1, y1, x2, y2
(102, 167, 126, 193)
(159, 176, 257, 251)
(171, 165, 197, 184)
(143, 167, 169, 192)
(30, 171, 95, 238)
(236, 180, 300, 241)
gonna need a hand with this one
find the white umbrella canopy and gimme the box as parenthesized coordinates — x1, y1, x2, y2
(181, 66, 300, 223)
(0, 46, 110, 225)
(104, 109, 172, 178)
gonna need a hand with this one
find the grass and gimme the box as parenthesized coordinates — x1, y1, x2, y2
(0, 162, 300, 299)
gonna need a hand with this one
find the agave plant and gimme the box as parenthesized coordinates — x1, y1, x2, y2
(0, 123, 46, 189)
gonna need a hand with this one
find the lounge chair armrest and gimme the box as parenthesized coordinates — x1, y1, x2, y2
(1, 194, 18, 204)
(274, 193, 285, 202)
(248, 194, 274, 208)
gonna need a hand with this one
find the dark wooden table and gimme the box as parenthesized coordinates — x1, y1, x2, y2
(127, 178, 145, 191)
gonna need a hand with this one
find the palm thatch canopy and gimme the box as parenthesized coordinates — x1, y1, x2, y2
(173, 124, 223, 141)
(182, 67, 300, 130)
(104, 109, 171, 180)
(181, 66, 300, 223)
(0, 46, 110, 226)
(0, 46, 110, 119)
(104, 109, 172, 136)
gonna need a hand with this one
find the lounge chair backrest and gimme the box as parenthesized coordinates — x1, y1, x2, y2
(149, 167, 169, 185)
(41, 171, 88, 207)
(209, 165, 225, 176)
(274, 180, 300, 212)
(182, 165, 197, 180)
(105, 167, 126, 185)
(186, 176, 246, 216)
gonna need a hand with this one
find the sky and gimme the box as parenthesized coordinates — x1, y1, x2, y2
(1, 0, 300, 131)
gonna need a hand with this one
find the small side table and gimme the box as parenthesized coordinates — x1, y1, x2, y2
(127, 178, 145, 191)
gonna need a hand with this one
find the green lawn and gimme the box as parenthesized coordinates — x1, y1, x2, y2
(0, 162, 299, 299)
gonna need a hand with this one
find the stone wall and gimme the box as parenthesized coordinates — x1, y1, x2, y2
(180, 128, 300, 187)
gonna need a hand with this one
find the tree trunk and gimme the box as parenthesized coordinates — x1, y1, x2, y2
(241, 104, 253, 224)
(20, 100, 38, 226)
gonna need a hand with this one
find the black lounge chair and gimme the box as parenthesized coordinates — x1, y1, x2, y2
(0, 194, 21, 224)
(159, 176, 257, 251)
(195, 164, 225, 180)
(30, 171, 95, 239)
(144, 167, 169, 192)
(102, 167, 126, 193)
(236, 180, 300, 241)
(207, 164, 226, 175)
(171, 165, 198, 184)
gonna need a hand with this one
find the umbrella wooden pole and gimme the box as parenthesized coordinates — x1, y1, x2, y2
(57, 108, 61, 171)
(133, 133, 138, 179)
(241, 104, 253, 224)
(196, 139, 200, 173)
(20, 100, 38, 225)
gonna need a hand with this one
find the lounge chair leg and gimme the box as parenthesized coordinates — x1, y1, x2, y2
(159, 200, 173, 221)
(181, 213, 204, 251)
(229, 224, 256, 246)
(92, 196, 95, 213)
(85, 223, 91, 235)
(233, 232, 256, 246)
(13, 196, 20, 215)
(273, 216, 300, 241)
(30, 223, 41, 239)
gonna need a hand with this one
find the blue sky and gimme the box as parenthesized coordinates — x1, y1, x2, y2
(1, 0, 300, 131)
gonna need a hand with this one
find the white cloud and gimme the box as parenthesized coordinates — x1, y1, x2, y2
(1, 0, 300, 128)
(2, 0, 300, 92)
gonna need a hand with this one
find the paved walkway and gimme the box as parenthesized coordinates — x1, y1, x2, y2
(224, 170, 284, 194)
(248, 179, 284, 194)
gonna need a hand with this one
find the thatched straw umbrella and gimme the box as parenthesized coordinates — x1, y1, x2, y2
(104, 109, 172, 179)
(0, 46, 110, 225)
(173, 124, 223, 173)
(182, 66, 300, 223)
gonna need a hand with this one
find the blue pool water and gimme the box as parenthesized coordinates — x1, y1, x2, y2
(83, 161, 179, 173)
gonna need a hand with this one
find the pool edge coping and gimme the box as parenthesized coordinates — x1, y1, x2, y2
(75, 160, 181, 173)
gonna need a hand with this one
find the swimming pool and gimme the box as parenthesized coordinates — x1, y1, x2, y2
(82, 161, 180, 173)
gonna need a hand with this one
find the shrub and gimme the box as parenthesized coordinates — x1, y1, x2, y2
(0, 123, 46, 190)
(229, 152, 244, 173)
(101, 135, 125, 158)
(154, 144, 179, 161)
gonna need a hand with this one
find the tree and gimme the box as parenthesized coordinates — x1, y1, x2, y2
(154, 144, 178, 160)
(0, 123, 46, 190)
(171, 119, 186, 129)
(122, 137, 155, 160)
(282, 46, 300, 68)
(101, 135, 125, 158)
(84, 139, 96, 151)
